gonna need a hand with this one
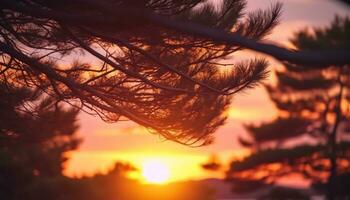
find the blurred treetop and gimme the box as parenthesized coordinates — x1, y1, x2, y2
(228, 17, 350, 197)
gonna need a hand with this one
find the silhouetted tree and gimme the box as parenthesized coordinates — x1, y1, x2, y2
(0, 0, 285, 145)
(227, 17, 350, 199)
(0, 83, 81, 199)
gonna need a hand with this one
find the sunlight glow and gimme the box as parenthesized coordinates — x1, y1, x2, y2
(141, 160, 170, 184)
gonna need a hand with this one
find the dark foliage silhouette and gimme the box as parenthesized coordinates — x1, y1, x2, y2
(0, 83, 81, 199)
(227, 16, 350, 199)
(0, 0, 284, 145)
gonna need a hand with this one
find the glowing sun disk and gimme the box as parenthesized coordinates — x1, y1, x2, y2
(141, 160, 170, 184)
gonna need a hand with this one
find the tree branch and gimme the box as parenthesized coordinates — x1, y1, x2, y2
(145, 12, 350, 67)
(2, 0, 349, 67)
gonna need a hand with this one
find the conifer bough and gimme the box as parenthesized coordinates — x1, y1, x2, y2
(0, 0, 347, 146)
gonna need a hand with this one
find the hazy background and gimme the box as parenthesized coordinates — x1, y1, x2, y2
(65, 0, 349, 184)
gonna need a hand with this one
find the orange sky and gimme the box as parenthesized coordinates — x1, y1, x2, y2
(64, 0, 349, 184)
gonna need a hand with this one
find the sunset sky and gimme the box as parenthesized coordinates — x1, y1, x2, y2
(64, 0, 349, 184)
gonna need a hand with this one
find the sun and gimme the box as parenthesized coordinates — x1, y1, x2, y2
(141, 160, 170, 184)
